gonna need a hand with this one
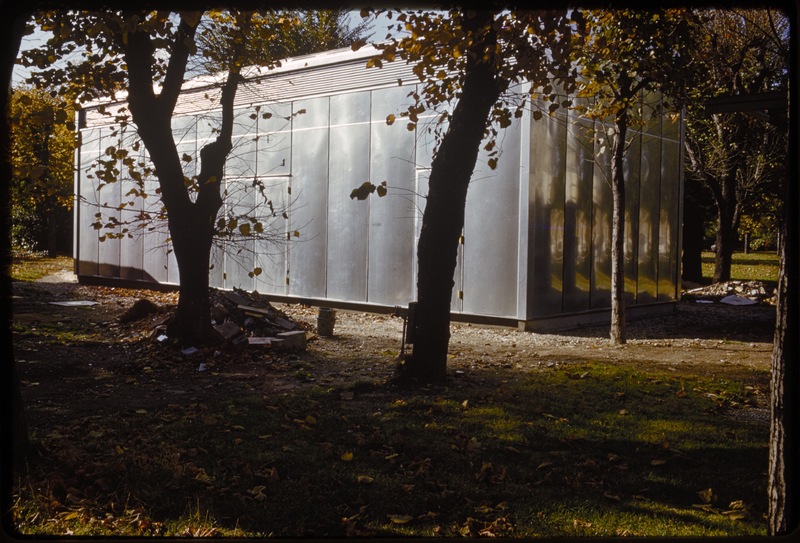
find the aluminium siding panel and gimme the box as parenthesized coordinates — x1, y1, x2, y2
(590, 124, 612, 310)
(254, 176, 290, 295)
(288, 97, 330, 298)
(563, 101, 594, 313)
(119, 125, 144, 281)
(462, 117, 521, 317)
(77, 128, 101, 276)
(623, 126, 641, 304)
(637, 95, 662, 304)
(658, 114, 682, 302)
(529, 107, 567, 318)
(367, 85, 416, 306)
(96, 127, 121, 279)
(327, 91, 371, 302)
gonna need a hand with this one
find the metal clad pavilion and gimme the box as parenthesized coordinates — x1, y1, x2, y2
(74, 45, 684, 330)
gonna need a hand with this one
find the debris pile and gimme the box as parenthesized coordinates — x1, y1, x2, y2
(122, 287, 310, 351)
(682, 280, 776, 306)
(208, 288, 309, 350)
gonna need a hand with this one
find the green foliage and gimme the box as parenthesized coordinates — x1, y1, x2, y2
(194, 10, 370, 75)
(571, 9, 702, 140)
(9, 86, 75, 252)
(362, 8, 576, 158)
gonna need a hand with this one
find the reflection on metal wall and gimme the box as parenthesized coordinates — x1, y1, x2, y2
(75, 47, 683, 326)
(526, 92, 683, 321)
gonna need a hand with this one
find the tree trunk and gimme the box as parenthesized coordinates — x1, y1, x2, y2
(609, 113, 628, 345)
(122, 15, 238, 346)
(404, 13, 504, 384)
(166, 210, 218, 345)
(709, 170, 741, 283)
(767, 132, 797, 535)
(768, 220, 797, 534)
(3, 10, 30, 469)
(681, 179, 709, 283)
(713, 203, 736, 283)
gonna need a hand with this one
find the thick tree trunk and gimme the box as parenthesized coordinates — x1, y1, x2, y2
(767, 124, 797, 535)
(768, 223, 800, 535)
(123, 15, 238, 346)
(609, 114, 627, 345)
(681, 179, 708, 283)
(3, 10, 30, 470)
(708, 170, 741, 283)
(404, 13, 504, 384)
(166, 210, 218, 345)
(713, 203, 736, 283)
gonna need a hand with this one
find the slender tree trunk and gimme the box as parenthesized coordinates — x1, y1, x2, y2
(404, 12, 505, 384)
(609, 113, 628, 345)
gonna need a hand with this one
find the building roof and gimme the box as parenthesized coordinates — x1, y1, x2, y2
(82, 44, 417, 128)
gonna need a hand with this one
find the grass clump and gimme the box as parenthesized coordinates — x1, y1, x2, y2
(11, 253, 73, 282)
(701, 251, 779, 283)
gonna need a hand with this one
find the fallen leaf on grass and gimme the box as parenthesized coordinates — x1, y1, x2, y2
(697, 488, 714, 504)
(357, 475, 374, 484)
(722, 500, 751, 520)
(341, 451, 354, 462)
(388, 514, 413, 524)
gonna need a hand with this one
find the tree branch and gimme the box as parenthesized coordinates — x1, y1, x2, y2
(122, 14, 157, 118)
(158, 12, 201, 116)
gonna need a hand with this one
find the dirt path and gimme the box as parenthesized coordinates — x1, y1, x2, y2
(13, 271, 774, 433)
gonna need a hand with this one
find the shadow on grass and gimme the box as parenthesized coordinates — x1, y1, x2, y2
(13, 354, 768, 537)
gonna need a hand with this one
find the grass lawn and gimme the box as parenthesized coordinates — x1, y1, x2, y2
(12, 352, 770, 537)
(701, 251, 779, 283)
(11, 254, 772, 537)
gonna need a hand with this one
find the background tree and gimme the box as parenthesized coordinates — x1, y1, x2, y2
(681, 176, 716, 283)
(196, 8, 371, 74)
(683, 8, 789, 283)
(355, 7, 576, 383)
(570, 8, 701, 344)
(9, 86, 75, 255)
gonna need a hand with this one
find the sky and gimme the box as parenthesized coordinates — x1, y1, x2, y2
(13, 10, 403, 87)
